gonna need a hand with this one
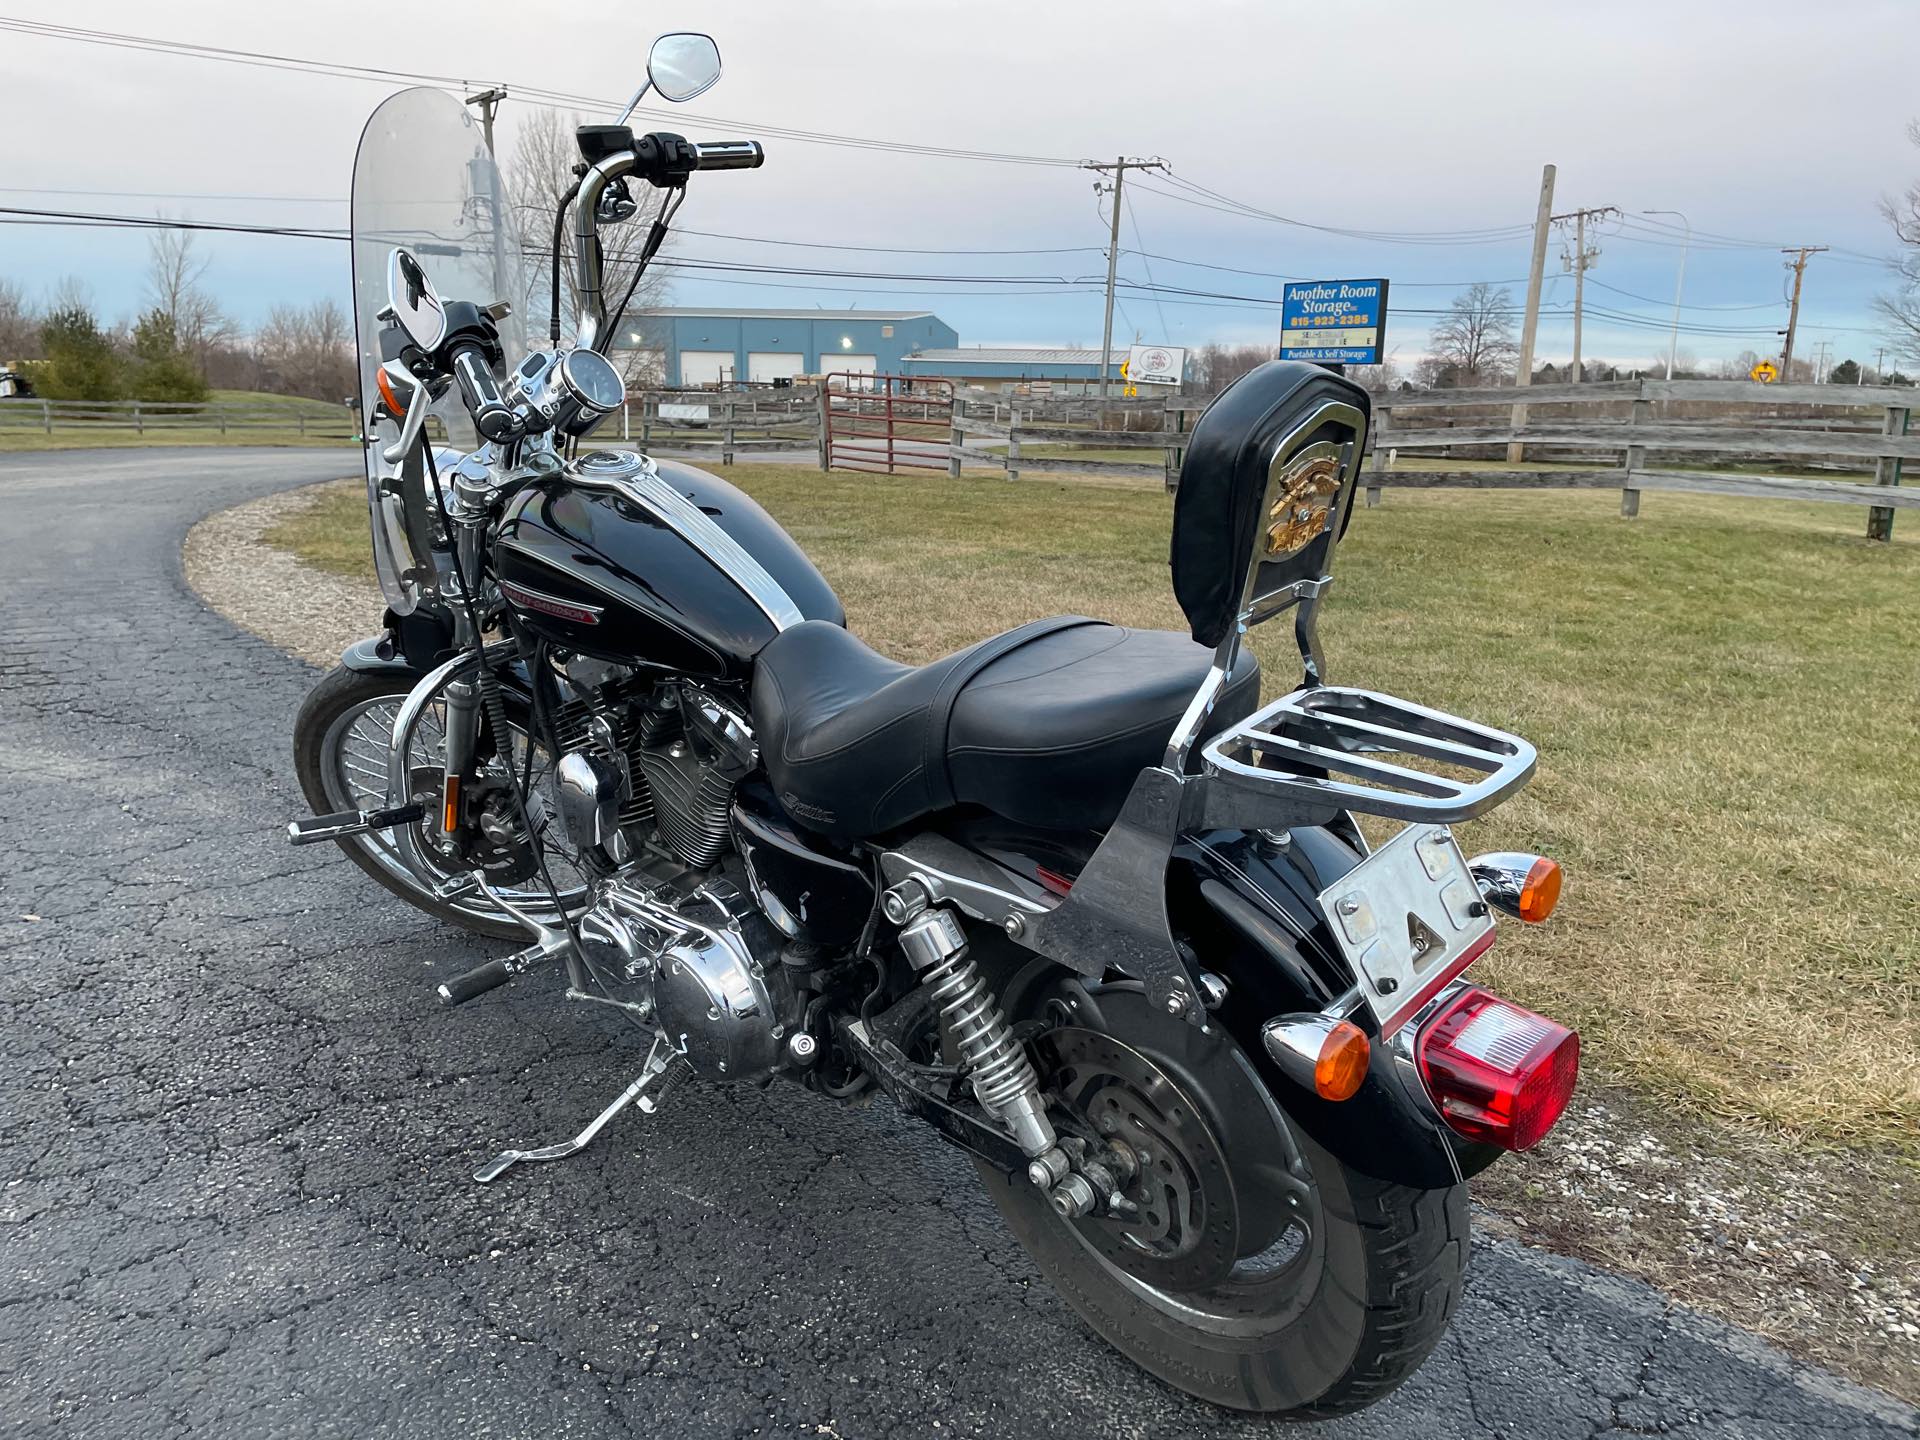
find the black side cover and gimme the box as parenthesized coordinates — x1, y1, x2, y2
(1171, 361, 1371, 647)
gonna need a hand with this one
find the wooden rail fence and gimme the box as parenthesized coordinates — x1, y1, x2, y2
(1367, 379, 1915, 539)
(933, 379, 1917, 541)
(0, 397, 357, 438)
(9, 379, 1912, 539)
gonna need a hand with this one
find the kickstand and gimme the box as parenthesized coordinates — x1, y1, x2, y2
(473, 1038, 689, 1184)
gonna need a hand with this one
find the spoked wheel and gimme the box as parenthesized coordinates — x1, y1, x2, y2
(293, 664, 588, 940)
(977, 955, 1468, 1416)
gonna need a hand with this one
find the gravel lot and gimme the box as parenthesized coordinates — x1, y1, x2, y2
(3, 447, 1914, 1439)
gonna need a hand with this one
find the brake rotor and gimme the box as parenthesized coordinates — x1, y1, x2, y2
(1037, 1027, 1239, 1290)
(408, 764, 540, 885)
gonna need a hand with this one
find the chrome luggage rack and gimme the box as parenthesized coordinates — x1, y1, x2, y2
(1201, 684, 1536, 824)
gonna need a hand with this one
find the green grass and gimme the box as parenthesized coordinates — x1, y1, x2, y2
(268, 465, 1920, 1152)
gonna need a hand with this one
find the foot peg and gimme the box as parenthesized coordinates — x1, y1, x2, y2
(473, 1041, 690, 1184)
(287, 802, 424, 845)
(437, 930, 570, 1007)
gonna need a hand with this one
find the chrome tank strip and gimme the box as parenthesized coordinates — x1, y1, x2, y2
(566, 453, 805, 631)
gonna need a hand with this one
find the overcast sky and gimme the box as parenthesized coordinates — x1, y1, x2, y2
(5, 0, 1917, 371)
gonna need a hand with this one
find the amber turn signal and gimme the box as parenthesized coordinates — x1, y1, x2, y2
(1313, 1020, 1370, 1101)
(1261, 1013, 1371, 1102)
(376, 364, 409, 417)
(1517, 857, 1562, 924)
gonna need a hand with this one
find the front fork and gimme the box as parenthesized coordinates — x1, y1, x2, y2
(439, 674, 481, 838)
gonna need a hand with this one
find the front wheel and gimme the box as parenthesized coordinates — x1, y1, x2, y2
(292, 663, 588, 940)
(978, 965, 1468, 1416)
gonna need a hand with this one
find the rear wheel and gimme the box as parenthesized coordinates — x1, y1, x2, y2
(977, 961, 1468, 1416)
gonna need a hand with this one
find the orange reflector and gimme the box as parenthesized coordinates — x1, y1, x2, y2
(442, 773, 461, 834)
(1314, 1020, 1370, 1101)
(1517, 858, 1562, 924)
(376, 365, 408, 417)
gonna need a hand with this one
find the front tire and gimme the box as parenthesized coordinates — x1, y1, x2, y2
(292, 663, 585, 940)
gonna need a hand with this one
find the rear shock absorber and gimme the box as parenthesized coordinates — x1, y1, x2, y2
(885, 881, 1063, 1177)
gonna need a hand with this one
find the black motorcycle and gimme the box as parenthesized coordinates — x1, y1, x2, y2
(291, 32, 1579, 1416)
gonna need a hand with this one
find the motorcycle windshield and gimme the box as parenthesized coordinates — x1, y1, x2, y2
(350, 86, 527, 613)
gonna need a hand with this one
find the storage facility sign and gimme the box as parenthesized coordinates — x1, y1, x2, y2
(1125, 344, 1186, 386)
(1279, 279, 1390, 365)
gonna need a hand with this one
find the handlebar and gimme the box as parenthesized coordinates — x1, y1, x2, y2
(689, 140, 764, 171)
(447, 341, 521, 443)
(574, 132, 763, 350)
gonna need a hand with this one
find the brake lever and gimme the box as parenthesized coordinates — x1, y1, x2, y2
(380, 359, 436, 465)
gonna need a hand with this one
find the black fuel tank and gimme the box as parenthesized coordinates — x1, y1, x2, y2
(493, 452, 844, 677)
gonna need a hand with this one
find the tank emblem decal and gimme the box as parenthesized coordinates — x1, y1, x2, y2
(499, 578, 604, 626)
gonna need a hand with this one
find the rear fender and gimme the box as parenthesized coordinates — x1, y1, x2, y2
(1172, 826, 1500, 1187)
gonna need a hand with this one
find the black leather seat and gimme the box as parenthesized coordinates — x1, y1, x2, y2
(752, 616, 1260, 839)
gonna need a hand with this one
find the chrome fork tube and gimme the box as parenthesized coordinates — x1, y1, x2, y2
(442, 678, 479, 793)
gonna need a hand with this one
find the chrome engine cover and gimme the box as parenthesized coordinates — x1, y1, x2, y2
(655, 925, 781, 1079)
(586, 875, 784, 1081)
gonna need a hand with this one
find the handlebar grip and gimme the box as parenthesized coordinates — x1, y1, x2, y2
(690, 140, 764, 171)
(448, 343, 521, 443)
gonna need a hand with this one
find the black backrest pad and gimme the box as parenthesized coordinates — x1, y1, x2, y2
(1171, 361, 1372, 647)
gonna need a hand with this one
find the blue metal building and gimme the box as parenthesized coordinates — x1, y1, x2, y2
(897, 347, 1126, 392)
(626, 308, 958, 386)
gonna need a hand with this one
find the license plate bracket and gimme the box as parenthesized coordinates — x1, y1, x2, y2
(1318, 823, 1495, 1038)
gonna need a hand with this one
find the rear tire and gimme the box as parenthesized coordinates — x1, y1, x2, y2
(972, 953, 1469, 1416)
(978, 1142, 1467, 1415)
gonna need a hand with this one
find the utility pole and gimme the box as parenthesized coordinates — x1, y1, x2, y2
(1642, 209, 1690, 380)
(1508, 163, 1557, 462)
(466, 87, 507, 157)
(1555, 205, 1617, 385)
(1083, 157, 1166, 398)
(1778, 246, 1827, 383)
(466, 88, 510, 310)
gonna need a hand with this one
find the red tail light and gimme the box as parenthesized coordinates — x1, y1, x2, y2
(1415, 987, 1579, 1151)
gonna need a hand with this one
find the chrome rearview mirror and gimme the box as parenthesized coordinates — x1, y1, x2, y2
(647, 32, 722, 103)
(384, 247, 447, 352)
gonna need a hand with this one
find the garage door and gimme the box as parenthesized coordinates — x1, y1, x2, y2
(747, 351, 807, 384)
(838, 354, 878, 389)
(679, 351, 733, 386)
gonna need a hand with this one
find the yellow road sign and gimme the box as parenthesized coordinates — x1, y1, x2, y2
(1751, 360, 1779, 384)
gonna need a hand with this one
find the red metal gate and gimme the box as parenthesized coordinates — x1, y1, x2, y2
(823, 373, 954, 474)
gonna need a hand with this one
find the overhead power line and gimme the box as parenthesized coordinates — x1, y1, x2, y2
(0, 16, 1081, 169)
(0, 203, 1873, 338)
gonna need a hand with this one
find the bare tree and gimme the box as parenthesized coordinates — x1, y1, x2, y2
(1875, 120, 1920, 367)
(0, 278, 38, 361)
(1427, 282, 1518, 385)
(254, 299, 356, 402)
(145, 224, 231, 365)
(1187, 342, 1273, 395)
(508, 106, 672, 350)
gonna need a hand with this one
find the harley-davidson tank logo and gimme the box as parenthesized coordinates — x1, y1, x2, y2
(1264, 452, 1343, 558)
(499, 579, 604, 626)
